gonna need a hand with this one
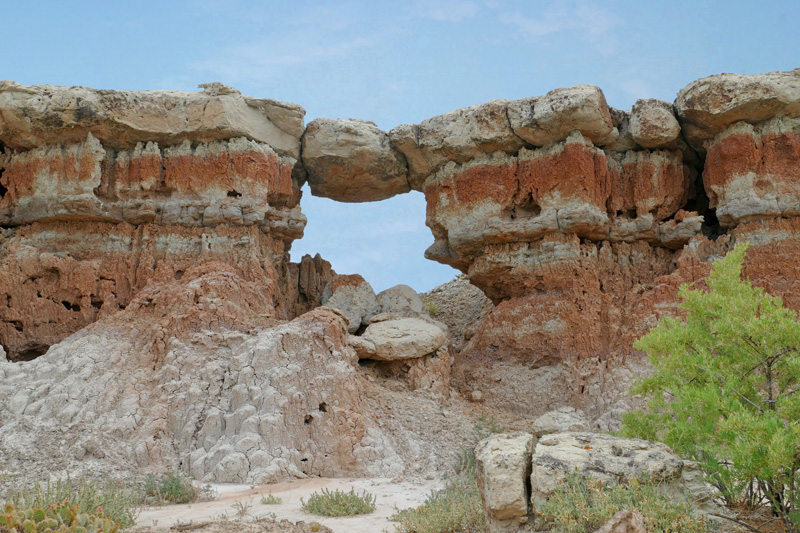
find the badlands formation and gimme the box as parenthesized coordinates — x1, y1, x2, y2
(0, 69, 799, 493)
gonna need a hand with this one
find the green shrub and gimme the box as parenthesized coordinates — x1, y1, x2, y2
(301, 488, 376, 517)
(620, 243, 800, 531)
(260, 493, 282, 505)
(536, 471, 708, 532)
(141, 471, 198, 505)
(390, 416, 503, 532)
(424, 300, 441, 316)
(5, 476, 139, 528)
(389, 473, 486, 533)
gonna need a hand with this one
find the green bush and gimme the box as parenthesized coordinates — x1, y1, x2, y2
(389, 416, 503, 532)
(389, 473, 486, 533)
(620, 243, 800, 531)
(301, 488, 376, 517)
(260, 493, 282, 505)
(140, 471, 197, 505)
(4, 476, 139, 528)
(536, 471, 708, 532)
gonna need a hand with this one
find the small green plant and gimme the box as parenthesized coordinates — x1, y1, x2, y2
(301, 488, 376, 517)
(620, 243, 800, 531)
(231, 500, 252, 520)
(536, 471, 708, 532)
(4, 475, 139, 528)
(390, 416, 503, 532)
(424, 300, 441, 316)
(260, 493, 282, 505)
(141, 471, 199, 505)
(390, 473, 486, 533)
(0, 498, 121, 532)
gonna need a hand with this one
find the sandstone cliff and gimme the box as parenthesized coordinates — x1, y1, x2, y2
(1, 69, 799, 484)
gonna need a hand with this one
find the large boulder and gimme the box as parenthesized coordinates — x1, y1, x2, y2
(507, 85, 618, 147)
(376, 284, 426, 316)
(529, 432, 683, 504)
(475, 433, 535, 533)
(302, 118, 409, 202)
(348, 317, 446, 361)
(675, 68, 800, 150)
(629, 99, 681, 148)
(321, 274, 380, 334)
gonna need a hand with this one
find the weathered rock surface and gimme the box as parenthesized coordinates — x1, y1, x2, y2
(320, 274, 380, 334)
(629, 98, 681, 148)
(0, 81, 304, 158)
(390, 100, 524, 189)
(508, 85, 617, 147)
(349, 317, 446, 361)
(474, 433, 534, 533)
(532, 407, 589, 436)
(302, 118, 409, 202)
(376, 284, 426, 316)
(529, 432, 684, 504)
(675, 68, 800, 151)
(594, 510, 646, 533)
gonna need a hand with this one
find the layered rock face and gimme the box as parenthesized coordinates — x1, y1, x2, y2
(0, 82, 318, 361)
(302, 68, 800, 425)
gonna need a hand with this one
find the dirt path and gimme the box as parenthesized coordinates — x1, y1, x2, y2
(134, 477, 441, 532)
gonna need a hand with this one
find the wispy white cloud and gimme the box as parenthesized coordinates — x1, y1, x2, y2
(498, 1, 621, 53)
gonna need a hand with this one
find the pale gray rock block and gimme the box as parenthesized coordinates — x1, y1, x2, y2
(376, 284, 426, 316)
(302, 118, 410, 202)
(675, 68, 800, 150)
(475, 432, 535, 532)
(0, 80, 305, 158)
(508, 85, 618, 147)
(349, 317, 446, 360)
(390, 99, 525, 189)
(630, 98, 681, 148)
(532, 407, 589, 436)
(530, 433, 683, 505)
(321, 276, 380, 334)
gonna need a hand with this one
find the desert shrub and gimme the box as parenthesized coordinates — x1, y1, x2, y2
(260, 493, 282, 505)
(620, 243, 800, 531)
(390, 416, 503, 532)
(140, 471, 198, 505)
(424, 300, 441, 316)
(4, 476, 139, 528)
(301, 488, 376, 517)
(536, 471, 708, 532)
(389, 473, 486, 533)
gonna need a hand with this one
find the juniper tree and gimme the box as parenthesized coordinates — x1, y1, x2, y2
(621, 243, 800, 531)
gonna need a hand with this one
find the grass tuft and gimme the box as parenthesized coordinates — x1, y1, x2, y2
(389, 473, 486, 533)
(141, 471, 205, 505)
(535, 471, 710, 532)
(260, 493, 282, 505)
(301, 488, 376, 517)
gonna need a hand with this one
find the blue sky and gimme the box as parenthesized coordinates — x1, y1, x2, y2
(3, 1, 799, 292)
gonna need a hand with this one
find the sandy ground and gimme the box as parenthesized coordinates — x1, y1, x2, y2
(135, 477, 442, 532)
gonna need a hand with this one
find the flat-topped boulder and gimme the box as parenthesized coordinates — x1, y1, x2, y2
(0, 81, 305, 158)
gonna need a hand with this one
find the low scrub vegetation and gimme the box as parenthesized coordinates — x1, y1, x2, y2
(536, 472, 708, 532)
(140, 471, 200, 505)
(301, 488, 376, 517)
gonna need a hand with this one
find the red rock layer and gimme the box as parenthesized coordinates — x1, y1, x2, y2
(703, 125, 800, 226)
(424, 135, 694, 272)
